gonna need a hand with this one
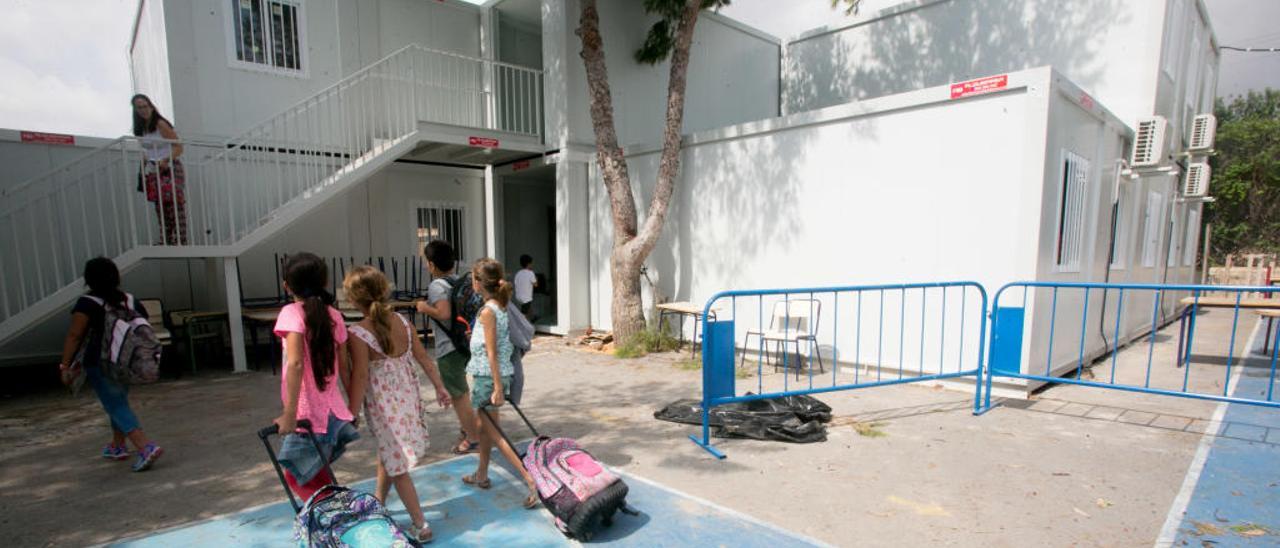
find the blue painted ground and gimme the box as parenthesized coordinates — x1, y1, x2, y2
(1173, 349, 1280, 545)
(112, 453, 823, 547)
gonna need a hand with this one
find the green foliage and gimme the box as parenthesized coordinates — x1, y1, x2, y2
(1206, 89, 1280, 262)
(613, 328, 683, 358)
(830, 0, 864, 16)
(634, 0, 731, 65)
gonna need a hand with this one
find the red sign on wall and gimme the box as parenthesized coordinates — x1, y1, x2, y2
(20, 131, 76, 145)
(1079, 92, 1095, 111)
(468, 136, 500, 148)
(949, 74, 1008, 99)
(512, 160, 531, 171)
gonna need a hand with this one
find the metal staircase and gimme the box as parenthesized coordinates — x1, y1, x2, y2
(0, 44, 542, 345)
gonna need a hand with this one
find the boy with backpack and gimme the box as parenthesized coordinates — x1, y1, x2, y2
(415, 241, 482, 454)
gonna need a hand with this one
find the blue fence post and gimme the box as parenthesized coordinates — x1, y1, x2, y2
(689, 310, 733, 459)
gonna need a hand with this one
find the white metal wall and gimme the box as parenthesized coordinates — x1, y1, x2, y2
(587, 70, 1051, 362)
(781, 0, 1215, 138)
(150, 0, 484, 141)
(129, 0, 174, 125)
(553, 0, 781, 149)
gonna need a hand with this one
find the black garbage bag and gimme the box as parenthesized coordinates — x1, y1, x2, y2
(653, 393, 833, 443)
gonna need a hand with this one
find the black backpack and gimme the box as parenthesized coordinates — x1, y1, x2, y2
(432, 272, 483, 359)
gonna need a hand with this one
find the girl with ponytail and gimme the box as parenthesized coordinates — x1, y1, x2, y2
(460, 258, 539, 509)
(343, 266, 450, 543)
(272, 253, 358, 499)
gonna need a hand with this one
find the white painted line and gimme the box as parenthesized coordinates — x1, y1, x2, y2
(614, 469, 836, 548)
(1152, 318, 1261, 548)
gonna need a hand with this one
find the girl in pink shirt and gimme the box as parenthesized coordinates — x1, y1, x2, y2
(272, 253, 357, 497)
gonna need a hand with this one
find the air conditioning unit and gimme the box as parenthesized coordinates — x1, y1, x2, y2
(1183, 162, 1210, 197)
(1130, 116, 1168, 168)
(1188, 114, 1217, 152)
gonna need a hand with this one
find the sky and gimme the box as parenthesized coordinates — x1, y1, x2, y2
(0, 0, 1276, 138)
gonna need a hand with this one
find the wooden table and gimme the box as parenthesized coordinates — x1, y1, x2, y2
(1175, 296, 1280, 366)
(656, 301, 719, 356)
(1260, 309, 1280, 356)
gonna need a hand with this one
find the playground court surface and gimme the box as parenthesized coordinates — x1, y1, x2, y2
(0, 310, 1276, 546)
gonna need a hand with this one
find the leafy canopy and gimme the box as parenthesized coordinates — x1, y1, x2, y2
(1206, 89, 1280, 261)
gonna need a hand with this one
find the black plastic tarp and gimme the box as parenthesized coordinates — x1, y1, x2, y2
(653, 394, 833, 443)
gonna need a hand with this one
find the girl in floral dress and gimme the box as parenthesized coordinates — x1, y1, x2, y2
(344, 266, 451, 543)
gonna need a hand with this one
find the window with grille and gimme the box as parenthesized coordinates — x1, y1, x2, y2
(1141, 191, 1165, 268)
(1054, 150, 1090, 272)
(1110, 179, 1135, 270)
(1183, 208, 1200, 266)
(1167, 205, 1183, 267)
(229, 0, 303, 73)
(416, 203, 466, 264)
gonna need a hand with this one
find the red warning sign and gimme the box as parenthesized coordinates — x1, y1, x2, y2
(949, 74, 1008, 99)
(20, 131, 75, 145)
(468, 136, 499, 148)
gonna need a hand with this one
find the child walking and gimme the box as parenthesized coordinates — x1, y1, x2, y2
(344, 266, 451, 543)
(58, 257, 163, 472)
(273, 252, 359, 501)
(460, 258, 539, 509)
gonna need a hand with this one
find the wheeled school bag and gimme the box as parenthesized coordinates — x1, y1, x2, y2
(482, 401, 637, 540)
(257, 421, 419, 547)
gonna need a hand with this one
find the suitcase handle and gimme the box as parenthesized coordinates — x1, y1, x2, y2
(257, 419, 334, 514)
(479, 400, 539, 459)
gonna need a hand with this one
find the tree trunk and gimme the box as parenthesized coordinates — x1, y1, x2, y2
(577, 0, 702, 343)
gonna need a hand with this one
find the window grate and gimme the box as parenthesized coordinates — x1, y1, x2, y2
(1183, 209, 1200, 266)
(1054, 150, 1090, 272)
(1140, 191, 1165, 268)
(231, 0, 302, 72)
(416, 203, 466, 265)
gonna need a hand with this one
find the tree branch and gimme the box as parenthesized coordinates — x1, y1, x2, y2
(626, 0, 701, 258)
(578, 0, 638, 245)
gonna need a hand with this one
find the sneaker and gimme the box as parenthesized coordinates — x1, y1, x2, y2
(101, 444, 129, 461)
(132, 443, 164, 472)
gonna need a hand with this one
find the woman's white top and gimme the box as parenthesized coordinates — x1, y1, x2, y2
(140, 129, 172, 163)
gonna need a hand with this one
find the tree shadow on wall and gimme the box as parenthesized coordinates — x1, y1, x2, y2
(785, 0, 1126, 113)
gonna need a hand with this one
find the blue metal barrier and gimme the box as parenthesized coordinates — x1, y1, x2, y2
(690, 282, 988, 458)
(979, 282, 1280, 414)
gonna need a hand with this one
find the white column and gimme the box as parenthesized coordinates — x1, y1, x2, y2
(224, 257, 248, 373)
(556, 160, 591, 334)
(484, 165, 499, 258)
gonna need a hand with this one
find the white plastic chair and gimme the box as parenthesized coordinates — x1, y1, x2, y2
(740, 299, 824, 378)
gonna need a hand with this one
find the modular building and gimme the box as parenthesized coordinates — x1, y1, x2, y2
(0, 0, 1220, 397)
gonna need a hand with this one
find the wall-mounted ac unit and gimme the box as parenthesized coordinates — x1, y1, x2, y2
(1183, 162, 1210, 197)
(1188, 114, 1217, 152)
(1130, 116, 1167, 168)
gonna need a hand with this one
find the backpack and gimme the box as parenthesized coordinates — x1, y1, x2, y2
(85, 294, 162, 385)
(523, 436, 634, 540)
(294, 485, 416, 547)
(431, 273, 483, 359)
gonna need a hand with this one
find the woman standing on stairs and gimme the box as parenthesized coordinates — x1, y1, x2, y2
(132, 94, 188, 246)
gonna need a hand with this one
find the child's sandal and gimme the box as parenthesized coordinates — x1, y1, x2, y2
(452, 440, 479, 455)
(413, 522, 433, 544)
(461, 474, 491, 489)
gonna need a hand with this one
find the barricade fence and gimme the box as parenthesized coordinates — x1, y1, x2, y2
(690, 281, 1280, 459)
(692, 282, 989, 458)
(982, 282, 1280, 413)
